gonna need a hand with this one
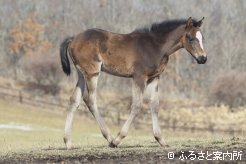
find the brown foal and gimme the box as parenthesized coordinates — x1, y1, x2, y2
(60, 17, 206, 149)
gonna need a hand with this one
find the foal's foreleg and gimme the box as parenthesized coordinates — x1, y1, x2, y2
(83, 74, 113, 143)
(109, 80, 144, 147)
(147, 78, 168, 147)
(64, 73, 84, 149)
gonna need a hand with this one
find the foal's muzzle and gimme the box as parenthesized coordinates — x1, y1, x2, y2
(197, 55, 207, 64)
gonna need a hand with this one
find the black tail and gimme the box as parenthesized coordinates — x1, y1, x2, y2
(60, 37, 74, 76)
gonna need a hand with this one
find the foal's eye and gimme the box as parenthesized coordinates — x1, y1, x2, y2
(186, 34, 194, 43)
(188, 38, 194, 43)
(188, 37, 194, 43)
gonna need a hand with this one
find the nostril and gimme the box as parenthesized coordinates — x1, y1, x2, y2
(202, 56, 207, 63)
(201, 56, 206, 61)
(198, 56, 207, 64)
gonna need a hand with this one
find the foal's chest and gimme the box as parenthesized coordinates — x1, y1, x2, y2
(148, 55, 169, 78)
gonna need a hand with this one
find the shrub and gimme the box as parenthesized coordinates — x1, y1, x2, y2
(208, 71, 246, 108)
(8, 17, 52, 65)
(22, 55, 63, 95)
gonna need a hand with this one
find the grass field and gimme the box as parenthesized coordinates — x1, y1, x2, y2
(0, 100, 245, 163)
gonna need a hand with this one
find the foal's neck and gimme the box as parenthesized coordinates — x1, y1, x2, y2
(160, 24, 186, 56)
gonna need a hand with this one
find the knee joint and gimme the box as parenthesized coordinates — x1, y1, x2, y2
(130, 106, 141, 115)
(150, 100, 159, 107)
(69, 96, 80, 106)
(70, 97, 76, 103)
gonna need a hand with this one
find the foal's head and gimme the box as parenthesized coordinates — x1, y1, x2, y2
(182, 17, 206, 64)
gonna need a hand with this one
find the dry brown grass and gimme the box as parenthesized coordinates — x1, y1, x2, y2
(208, 71, 246, 108)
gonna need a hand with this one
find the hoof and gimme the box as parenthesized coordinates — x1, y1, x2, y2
(155, 137, 169, 148)
(158, 141, 170, 148)
(64, 137, 72, 150)
(160, 143, 170, 148)
(106, 136, 114, 144)
(108, 142, 117, 148)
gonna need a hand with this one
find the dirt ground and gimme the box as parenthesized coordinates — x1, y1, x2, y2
(1, 139, 245, 164)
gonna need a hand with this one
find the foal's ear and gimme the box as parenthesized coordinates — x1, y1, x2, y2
(195, 17, 205, 27)
(186, 17, 193, 29)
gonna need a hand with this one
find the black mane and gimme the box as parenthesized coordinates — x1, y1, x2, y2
(134, 19, 198, 34)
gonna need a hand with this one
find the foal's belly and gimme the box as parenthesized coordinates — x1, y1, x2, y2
(101, 63, 133, 78)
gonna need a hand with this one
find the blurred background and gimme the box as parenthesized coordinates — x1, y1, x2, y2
(0, 0, 246, 142)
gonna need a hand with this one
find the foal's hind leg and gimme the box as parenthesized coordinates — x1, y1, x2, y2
(109, 79, 144, 147)
(147, 78, 168, 147)
(83, 73, 113, 143)
(64, 71, 84, 149)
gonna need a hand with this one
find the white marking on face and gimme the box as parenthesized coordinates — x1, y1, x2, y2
(196, 31, 204, 50)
